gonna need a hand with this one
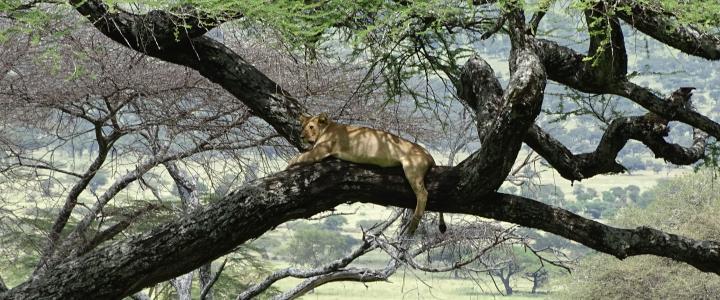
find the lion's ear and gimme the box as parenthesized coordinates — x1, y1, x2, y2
(299, 114, 311, 125)
(317, 112, 330, 124)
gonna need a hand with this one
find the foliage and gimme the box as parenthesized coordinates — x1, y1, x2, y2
(282, 222, 360, 267)
(560, 169, 720, 299)
(321, 215, 348, 231)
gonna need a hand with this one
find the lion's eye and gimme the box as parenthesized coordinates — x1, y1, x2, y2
(309, 125, 314, 130)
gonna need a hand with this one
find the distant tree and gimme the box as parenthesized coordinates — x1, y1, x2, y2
(321, 215, 347, 231)
(562, 170, 720, 299)
(283, 223, 359, 268)
(572, 185, 598, 202)
(625, 185, 641, 203)
(488, 246, 550, 295)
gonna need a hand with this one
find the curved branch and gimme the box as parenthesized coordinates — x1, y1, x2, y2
(5, 159, 720, 299)
(272, 264, 399, 300)
(531, 38, 720, 140)
(525, 114, 707, 181)
(237, 240, 376, 300)
(70, 0, 305, 149)
(615, 0, 720, 60)
(613, 82, 720, 139)
(455, 49, 546, 195)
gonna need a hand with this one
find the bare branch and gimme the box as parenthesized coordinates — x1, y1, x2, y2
(200, 259, 227, 300)
(77, 203, 161, 256)
(272, 263, 399, 300)
(70, 0, 306, 149)
(237, 240, 376, 300)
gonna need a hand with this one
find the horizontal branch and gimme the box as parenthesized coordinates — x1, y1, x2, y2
(273, 264, 399, 300)
(5, 159, 720, 299)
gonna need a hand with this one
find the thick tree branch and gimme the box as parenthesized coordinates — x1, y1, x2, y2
(615, 0, 720, 60)
(70, 0, 305, 149)
(525, 113, 708, 181)
(455, 16, 547, 194)
(612, 82, 720, 138)
(4, 159, 720, 299)
(530, 38, 720, 140)
(584, 1, 627, 80)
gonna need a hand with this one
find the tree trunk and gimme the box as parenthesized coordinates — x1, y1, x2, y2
(170, 274, 193, 300)
(531, 274, 539, 294)
(500, 273, 513, 296)
(165, 162, 212, 300)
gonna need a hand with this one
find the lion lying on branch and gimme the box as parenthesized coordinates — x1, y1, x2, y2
(287, 113, 445, 234)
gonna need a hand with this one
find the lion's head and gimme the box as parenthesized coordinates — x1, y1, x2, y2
(299, 113, 331, 145)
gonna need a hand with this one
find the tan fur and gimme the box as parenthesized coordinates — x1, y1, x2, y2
(287, 113, 443, 234)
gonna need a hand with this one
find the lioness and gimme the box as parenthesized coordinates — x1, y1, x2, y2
(287, 113, 445, 234)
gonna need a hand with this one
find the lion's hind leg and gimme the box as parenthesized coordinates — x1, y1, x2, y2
(401, 158, 431, 235)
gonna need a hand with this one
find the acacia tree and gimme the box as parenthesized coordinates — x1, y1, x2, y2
(2, 0, 720, 299)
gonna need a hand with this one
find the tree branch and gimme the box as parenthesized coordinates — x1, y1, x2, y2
(69, 0, 305, 149)
(33, 124, 116, 275)
(530, 38, 720, 140)
(524, 112, 708, 181)
(272, 263, 399, 300)
(615, 0, 720, 60)
(5, 159, 720, 299)
(77, 203, 161, 256)
(584, 1, 627, 81)
(237, 240, 376, 300)
(199, 259, 226, 300)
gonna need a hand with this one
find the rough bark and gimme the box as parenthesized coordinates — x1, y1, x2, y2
(4, 159, 720, 299)
(455, 6, 547, 197)
(531, 38, 720, 140)
(524, 112, 708, 181)
(165, 162, 198, 300)
(584, 1, 627, 81)
(455, 50, 546, 196)
(69, 0, 305, 150)
(615, 0, 720, 60)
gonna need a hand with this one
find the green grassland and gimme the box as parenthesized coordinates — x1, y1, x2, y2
(272, 275, 548, 300)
